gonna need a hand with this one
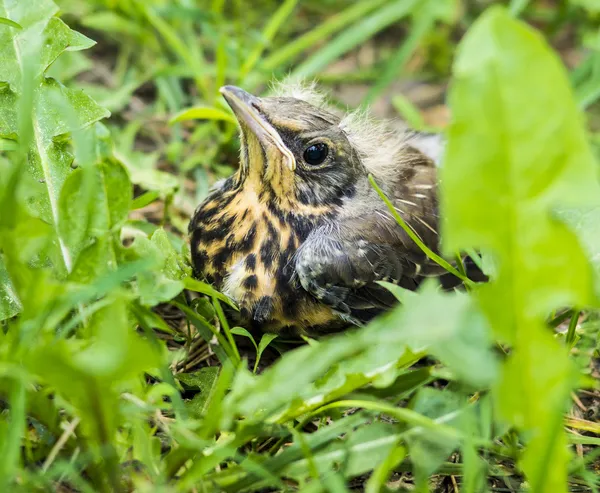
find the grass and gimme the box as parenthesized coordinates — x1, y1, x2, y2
(1, 0, 600, 492)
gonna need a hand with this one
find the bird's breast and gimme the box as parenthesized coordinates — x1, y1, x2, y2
(190, 185, 338, 331)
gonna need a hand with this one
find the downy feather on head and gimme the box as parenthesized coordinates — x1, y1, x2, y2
(268, 77, 444, 178)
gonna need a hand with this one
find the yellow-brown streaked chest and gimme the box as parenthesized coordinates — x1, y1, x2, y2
(189, 180, 338, 332)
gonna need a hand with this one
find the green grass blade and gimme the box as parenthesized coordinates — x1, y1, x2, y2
(0, 378, 26, 489)
(240, 0, 299, 78)
(261, 0, 390, 71)
(293, 0, 418, 78)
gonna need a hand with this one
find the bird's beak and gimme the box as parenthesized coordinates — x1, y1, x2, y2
(220, 85, 296, 171)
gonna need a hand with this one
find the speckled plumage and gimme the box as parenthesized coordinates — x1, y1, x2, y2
(189, 83, 447, 333)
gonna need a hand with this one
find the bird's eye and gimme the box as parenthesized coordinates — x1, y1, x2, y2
(303, 143, 329, 166)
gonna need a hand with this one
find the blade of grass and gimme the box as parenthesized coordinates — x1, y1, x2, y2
(293, 0, 418, 78)
(0, 377, 26, 490)
(212, 297, 241, 364)
(132, 303, 188, 420)
(0, 16, 21, 29)
(169, 106, 236, 125)
(240, 0, 299, 78)
(261, 0, 390, 71)
(308, 399, 463, 442)
(136, 1, 210, 100)
(566, 310, 581, 349)
(172, 301, 238, 366)
(184, 277, 238, 310)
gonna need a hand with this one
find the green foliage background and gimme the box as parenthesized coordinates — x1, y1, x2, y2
(1, 0, 600, 492)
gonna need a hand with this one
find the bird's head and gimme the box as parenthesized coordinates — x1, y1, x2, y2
(220, 83, 443, 214)
(220, 84, 370, 212)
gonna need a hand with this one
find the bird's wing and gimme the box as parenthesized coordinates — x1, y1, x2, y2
(294, 145, 446, 323)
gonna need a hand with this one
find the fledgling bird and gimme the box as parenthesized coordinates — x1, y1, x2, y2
(189, 83, 448, 334)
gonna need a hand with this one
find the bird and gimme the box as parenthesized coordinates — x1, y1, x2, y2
(188, 82, 451, 334)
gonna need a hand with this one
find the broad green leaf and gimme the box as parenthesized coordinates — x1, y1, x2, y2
(230, 326, 258, 350)
(68, 236, 117, 284)
(0, 2, 109, 274)
(176, 366, 220, 417)
(441, 7, 599, 492)
(442, 8, 599, 336)
(0, 1, 93, 91)
(59, 159, 131, 268)
(150, 228, 191, 281)
(384, 282, 498, 388)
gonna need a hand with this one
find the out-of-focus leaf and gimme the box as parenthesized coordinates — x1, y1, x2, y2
(0, 16, 21, 29)
(405, 388, 462, 483)
(239, 0, 299, 77)
(385, 282, 498, 388)
(114, 146, 179, 196)
(571, 0, 600, 14)
(132, 190, 161, 210)
(215, 413, 370, 492)
(283, 422, 399, 481)
(223, 282, 496, 426)
(27, 298, 161, 443)
(443, 8, 599, 339)
(0, 254, 21, 321)
(441, 7, 600, 492)
(125, 230, 186, 306)
(82, 11, 146, 38)
(557, 206, 600, 299)
(80, 81, 143, 113)
(133, 303, 176, 335)
(47, 50, 92, 82)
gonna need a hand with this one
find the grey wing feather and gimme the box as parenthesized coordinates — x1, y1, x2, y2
(295, 144, 446, 323)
